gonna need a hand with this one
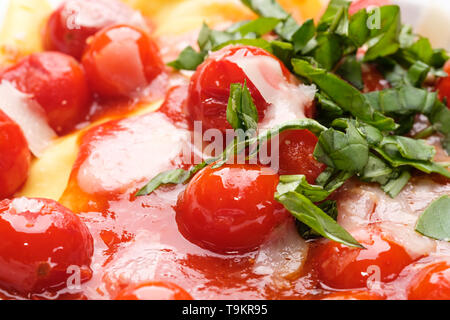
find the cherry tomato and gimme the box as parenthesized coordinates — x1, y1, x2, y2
(0, 52, 91, 134)
(278, 129, 326, 183)
(437, 61, 450, 108)
(116, 281, 193, 300)
(0, 111, 30, 199)
(322, 290, 385, 300)
(311, 228, 413, 290)
(349, 0, 391, 15)
(408, 261, 450, 300)
(186, 45, 292, 132)
(43, 0, 146, 60)
(0, 197, 94, 295)
(82, 25, 165, 98)
(176, 164, 290, 254)
(362, 64, 390, 93)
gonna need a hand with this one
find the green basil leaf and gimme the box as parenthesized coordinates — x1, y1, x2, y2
(348, 9, 369, 47)
(409, 37, 448, 68)
(291, 19, 315, 53)
(406, 60, 430, 87)
(226, 82, 259, 131)
(416, 196, 450, 242)
(313, 33, 342, 70)
(213, 38, 273, 52)
(314, 122, 369, 172)
(373, 145, 450, 178)
(336, 55, 363, 90)
(364, 6, 401, 62)
(379, 136, 436, 162)
(241, 0, 289, 20)
(277, 175, 331, 203)
(296, 200, 338, 240)
(167, 46, 206, 70)
(235, 17, 281, 36)
(135, 169, 191, 196)
(292, 58, 397, 131)
(270, 40, 294, 66)
(275, 191, 363, 248)
(315, 167, 353, 191)
(365, 87, 450, 153)
(317, 0, 350, 32)
(381, 169, 411, 198)
(360, 154, 397, 185)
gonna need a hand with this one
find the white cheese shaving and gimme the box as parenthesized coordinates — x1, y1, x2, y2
(0, 80, 56, 157)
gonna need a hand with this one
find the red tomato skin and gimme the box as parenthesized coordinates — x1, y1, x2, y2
(0, 111, 30, 199)
(0, 198, 94, 295)
(0, 52, 91, 134)
(312, 228, 413, 290)
(176, 164, 290, 254)
(362, 64, 390, 93)
(82, 25, 164, 98)
(278, 129, 326, 184)
(437, 61, 450, 108)
(186, 45, 291, 133)
(116, 282, 193, 300)
(43, 0, 145, 60)
(349, 0, 391, 15)
(408, 262, 450, 300)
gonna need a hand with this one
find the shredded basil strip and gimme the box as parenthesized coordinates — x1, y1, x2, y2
(292, 59, 397, 131)
(275, 189, 364, 248)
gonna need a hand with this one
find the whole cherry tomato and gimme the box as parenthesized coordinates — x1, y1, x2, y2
(0, 197, 94, 296)
(186, 45, 293, 133)
(311, 227, 413, 290)
(0, 111, 30, 199)
(0, 52, 91, 134)
(82, 25, 164, 98)
(176, 164, 290, 254)
(43, 0, 146, 60)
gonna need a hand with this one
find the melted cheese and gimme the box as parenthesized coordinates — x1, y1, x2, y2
(0, 81, 57, 157)
(226, 50, 316, 129)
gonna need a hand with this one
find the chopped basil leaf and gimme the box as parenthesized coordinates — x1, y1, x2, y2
(226, 82, 259, 131)
(277, 175, 331, 203)
(275, 190, 363, 248)
(291, 19, 315, 53)
(363, 6, 401, 62)
(292, 59, 397, 131)
(416, 196, 450, 242)
(296, 200, 338, 240)
(348, 9, 369, 47)
(317, 0, 350, 33)
(406, 61, 430, 87)
(241, 0, 289, 20)
(313, 33, 342, 70)
(212, 38, 272, 53)
(234, 17, 281, 36)
(379, 136, 435, 162)
(314, 122, 369, 172)
(135, 169, 191, 196)
(381, 170, 411, 198)
(167, 46, 206, 70)
(315, 167, 353, 192)
(336, 55, 363, 90)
